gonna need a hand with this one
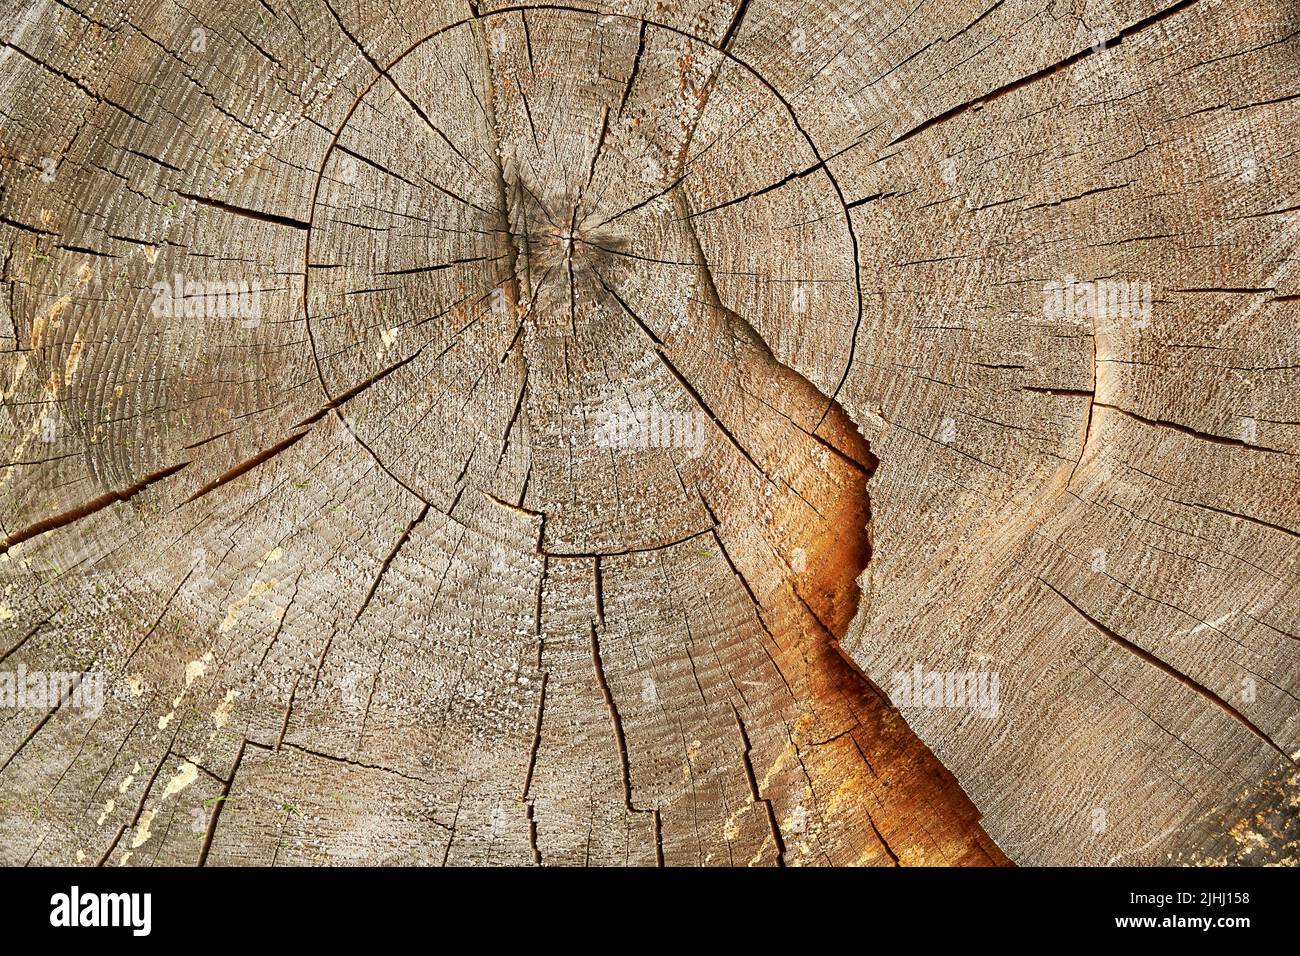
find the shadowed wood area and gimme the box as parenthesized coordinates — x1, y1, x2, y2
(0, 0, 1296, 867)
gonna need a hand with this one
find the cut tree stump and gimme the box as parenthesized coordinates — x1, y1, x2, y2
(0, 0, 1296, 866)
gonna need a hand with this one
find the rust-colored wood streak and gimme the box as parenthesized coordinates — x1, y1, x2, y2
(1, 0, 1295, 867)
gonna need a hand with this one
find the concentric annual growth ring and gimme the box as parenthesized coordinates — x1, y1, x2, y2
(302, 6, 865, 509)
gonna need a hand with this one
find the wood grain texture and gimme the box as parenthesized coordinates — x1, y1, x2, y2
(0, 0, 1295, 866)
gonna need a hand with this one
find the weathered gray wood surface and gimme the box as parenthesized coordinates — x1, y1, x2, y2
(0, 0, 1295, 865)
